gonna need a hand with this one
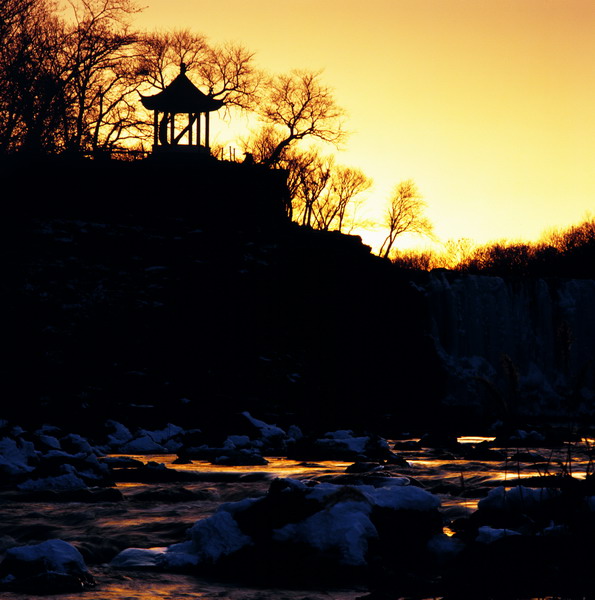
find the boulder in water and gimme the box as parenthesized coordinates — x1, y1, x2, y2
(0, 539, 95, 594)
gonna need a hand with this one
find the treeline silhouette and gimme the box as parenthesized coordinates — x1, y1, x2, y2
(391, 217, 595, 279)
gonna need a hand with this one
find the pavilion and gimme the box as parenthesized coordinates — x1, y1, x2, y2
(140, 64, 224, 154)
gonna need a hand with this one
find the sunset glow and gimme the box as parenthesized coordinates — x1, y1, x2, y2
(134, 0, 595, 251)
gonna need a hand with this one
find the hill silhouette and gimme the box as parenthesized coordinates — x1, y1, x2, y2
(0, 155, 445, 435)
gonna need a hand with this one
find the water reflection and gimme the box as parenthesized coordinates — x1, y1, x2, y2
(111, 454, 354, 479)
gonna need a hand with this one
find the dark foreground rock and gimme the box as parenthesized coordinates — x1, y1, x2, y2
(0, 539, 95, 594)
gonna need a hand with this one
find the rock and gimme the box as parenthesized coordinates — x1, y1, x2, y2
(100, 455, 144, 468)
(130, 486, 210, 502)
(0, 539, 95, 594)
(475, 525, 521, 543)
(0, 437, 37, 478)
(445, 534, 595, 597)
(213, 450, 268, 466)
(345, 462, 385, 474)
(461, 441, 506, 461)
(119, 434, 166, 454)
(109, 461, 202, 483)
(287, 431, 402, 463)
(59, 433, 100, 456)
(103, 420, 133, 448)
(419, 432, 462, 451)
(240, 412, 287, 451)
(16, 465, 87, 493)
(113, 477, 443, 584)
(111, 547, 167, 569)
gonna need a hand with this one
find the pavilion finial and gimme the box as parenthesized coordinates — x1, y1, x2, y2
(180, 62, 187, 75)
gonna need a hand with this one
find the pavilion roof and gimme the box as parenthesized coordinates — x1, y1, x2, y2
(140, 71, 224, 114)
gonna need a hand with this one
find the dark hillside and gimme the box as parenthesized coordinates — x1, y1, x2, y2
(0, 156, 445, 435)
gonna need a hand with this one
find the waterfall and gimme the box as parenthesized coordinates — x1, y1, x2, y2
(422, 271, 595, 420)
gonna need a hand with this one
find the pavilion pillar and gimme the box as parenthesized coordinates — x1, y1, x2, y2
(153, 111, 158, 146)
(188, 113, 193, 145)
(197, 113, 201, 147)
(170, 112, 175, 145)
(205, 111, 210, 152)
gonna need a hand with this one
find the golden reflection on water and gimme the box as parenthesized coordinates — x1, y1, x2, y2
(111, 454, 353, 479)
(457, 436, 496, 444)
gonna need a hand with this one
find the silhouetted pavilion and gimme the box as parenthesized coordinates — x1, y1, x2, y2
(140, 64, 224, 154)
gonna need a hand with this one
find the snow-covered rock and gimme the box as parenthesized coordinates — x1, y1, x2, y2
(104, 420, 133, 447)
(272, 498, 376, 566)
(110, 547, 167, 569)
(0, 437, 37, 476)
(17, 464, 87, 492)
(213, 448, 268, 466)
(475, 525, 521, 543)
(0, 539, 94, 593)
(427, 533, 465, 565)
(35, 434, 61, 450)
(478, 486, 560, 513)
(60, 433, 100, 456)
(105, 422, 184, 453)
(241, 411, 286, 441)
(114, 477, 442, 581)
(171, 511, 253, 564)
(287, 430, 406, 463)
(119, 434, 166, 454)
(223, 435, 251, 449)
(146, 424, 184, 445)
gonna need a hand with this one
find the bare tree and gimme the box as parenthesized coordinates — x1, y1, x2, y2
(259, 69, 346, 167)
(312, 165, 372, 232)
(197, 41, 263, 111)
(0, 0, 68, 152)
(241, 125, 371, 230)
(139, 31, 262, 112)
(379, 180, 434, 259)
(0, 0, 150, 154)
(60, 0, 144, 153)
(441, 238, 476, 269)
(240, 124, 283, 163)
(138, 30, 208, 90)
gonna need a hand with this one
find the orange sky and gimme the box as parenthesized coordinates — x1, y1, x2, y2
(134, 0, 595, 252)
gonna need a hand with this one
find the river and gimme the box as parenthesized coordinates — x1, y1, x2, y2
(1, 436, 593, 600)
